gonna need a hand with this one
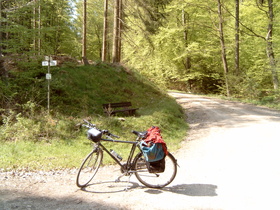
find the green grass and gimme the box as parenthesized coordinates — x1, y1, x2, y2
(0, 63, 188, 171)
(0, 139, 89, 171)
(207, 93, 280, 110)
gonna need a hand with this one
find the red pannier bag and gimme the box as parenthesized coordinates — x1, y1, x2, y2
(140, 126, 168, 173)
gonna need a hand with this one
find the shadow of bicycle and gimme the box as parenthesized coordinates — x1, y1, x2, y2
(144, 184, 218, 197)
(80, 180, 140, 193)
(81, 181, 217, 197)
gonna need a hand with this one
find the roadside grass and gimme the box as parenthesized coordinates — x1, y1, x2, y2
(173, 89, 280, 111)
(0, 138, 89, 171)
(0, 113, 187, 171)
(212, 94, 280, 110)
(0, 64, 188, 171)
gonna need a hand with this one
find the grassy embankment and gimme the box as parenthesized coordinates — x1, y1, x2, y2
(0, 63, 188, 171)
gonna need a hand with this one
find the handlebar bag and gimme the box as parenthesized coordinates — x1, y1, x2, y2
(87, 128, 102, 142)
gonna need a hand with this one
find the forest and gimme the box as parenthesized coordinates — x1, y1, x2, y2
(0, 0, 280, 170)
(1, 0, 280, 102)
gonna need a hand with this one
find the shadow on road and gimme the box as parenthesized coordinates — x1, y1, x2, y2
(145, 184, 218, 197)
(80, 180, 217, 197)
(80, 180, 140, 193)
(0, 189, 117, 210)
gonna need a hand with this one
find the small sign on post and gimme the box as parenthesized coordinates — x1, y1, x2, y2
(42, 60, 57, 66)
(46, 73, 52, 80)
(42, 56, 57, 114)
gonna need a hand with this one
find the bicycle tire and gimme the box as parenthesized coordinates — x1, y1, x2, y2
(76, 148, 103, 188)
(133, 152, 177, 188)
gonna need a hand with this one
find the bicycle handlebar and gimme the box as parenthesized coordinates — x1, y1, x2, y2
(82, 119, 120, 139)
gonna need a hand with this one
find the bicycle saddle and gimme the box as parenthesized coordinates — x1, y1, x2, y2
(132, 130, 147, 138)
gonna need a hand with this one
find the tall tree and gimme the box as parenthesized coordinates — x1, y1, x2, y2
(265, 0, 278, 89)
(217, 0, 230, 96)
(33, 0, 42, 55)
(240, 0, 279, 90)
(0, 0, 3, 56)
(82, 0, 88, 64)
(117, 0, 123, 62)
(112, 0, 120, 63)
(182, 9, 191, 71)
(235, 0, 240, 75)
(102, 0, 108, 62)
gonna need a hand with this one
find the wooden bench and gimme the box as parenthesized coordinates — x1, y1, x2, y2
(102, 102, 138, 116)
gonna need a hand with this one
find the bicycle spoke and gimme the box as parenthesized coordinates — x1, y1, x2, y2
(133, 152, 177, 188)
(76, 149, 103, 188)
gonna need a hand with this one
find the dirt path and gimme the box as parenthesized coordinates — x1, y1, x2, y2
(1, 92, 280, 210)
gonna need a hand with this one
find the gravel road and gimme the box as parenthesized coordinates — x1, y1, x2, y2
(1, 92, 280, 210)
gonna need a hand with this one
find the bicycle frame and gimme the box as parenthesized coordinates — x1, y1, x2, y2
(96, 137, 140, 172)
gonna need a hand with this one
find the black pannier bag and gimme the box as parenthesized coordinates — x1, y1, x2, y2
(146, 156, 166, 173)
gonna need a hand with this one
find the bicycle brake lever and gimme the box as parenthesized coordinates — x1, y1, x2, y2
(102, 130, 119, 138)
(111, 133, 120, 138)
(83, 119, 96, 127)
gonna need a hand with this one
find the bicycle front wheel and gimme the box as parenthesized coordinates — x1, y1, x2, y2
(133, 152, 177, 188)
(76, 148, 103, 188)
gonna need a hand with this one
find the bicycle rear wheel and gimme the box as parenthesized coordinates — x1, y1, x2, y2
(76, 148, 103, 188)
(133, 152, 177, 188)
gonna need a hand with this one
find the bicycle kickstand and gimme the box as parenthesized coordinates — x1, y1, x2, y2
(115, 173, 132, 191)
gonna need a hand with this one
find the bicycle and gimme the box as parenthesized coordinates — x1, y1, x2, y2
(76, 120, 178, 189)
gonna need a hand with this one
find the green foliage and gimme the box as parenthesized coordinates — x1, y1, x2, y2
(123, 0, 280, 102)
(1, 0, 280, 102)
(0, 102, 79, 142)
(123, 0, 224, 93)
(130, 0, 170, 34)
(1, 0, 76, 56)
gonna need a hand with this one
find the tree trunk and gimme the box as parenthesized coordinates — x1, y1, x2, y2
(33, 0, 36, 54)
(117, 0, 123, 62)
(38, 0, 41, 55)
(82, 0, 88, 65)
(102, 0, 108, 62)
(266, 0, 278, 89)
(182, 9, 192, 91)
(0, 0, 2, 56)
(182, 9, 191, 70)
(112, 0, 120, 63)
(217, 0, 230, 96)
(235, 0, 240, 75)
